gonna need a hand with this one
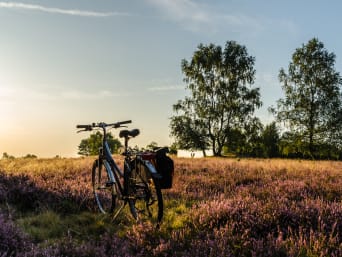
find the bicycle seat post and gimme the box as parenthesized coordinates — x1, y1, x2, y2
(124, 136, 129, 155)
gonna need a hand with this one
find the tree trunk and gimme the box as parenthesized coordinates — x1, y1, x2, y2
(217, 144, 223, 156)
(309, 131, 314, 159)
(213, 141, 223, 156)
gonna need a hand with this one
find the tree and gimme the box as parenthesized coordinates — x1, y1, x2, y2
(261, 122, 280, 158)
(225, 121, 280, 158)
(272, 38, 342, 158)
(278, 132, 305, 158)
(242, 117, 265, 157)
(2, 152, 15, 159)
(170, 115, 209, 156)
(170, 41, 262, 156)
(226, 118, 264, 157)
(169, 142, 178, 155)
(145, 141, 158, 151)
(23, 154, 37, 159)
(78, 131, 122, 156)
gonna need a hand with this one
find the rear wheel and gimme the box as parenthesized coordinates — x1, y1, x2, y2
(92, 159, 119, 214)
(128, 159, 163, 225)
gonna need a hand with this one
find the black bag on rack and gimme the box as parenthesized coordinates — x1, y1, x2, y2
(155, 148, 174, 189)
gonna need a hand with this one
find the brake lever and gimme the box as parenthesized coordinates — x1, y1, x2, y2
(77, 128, 92, 133)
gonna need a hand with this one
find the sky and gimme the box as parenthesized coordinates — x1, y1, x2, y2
(1, 0, 342, 157)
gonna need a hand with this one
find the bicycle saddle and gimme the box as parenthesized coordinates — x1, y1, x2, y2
(119, 129, 140, 138)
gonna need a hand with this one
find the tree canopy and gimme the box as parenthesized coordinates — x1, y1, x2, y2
(170, 41, 262, 156)
(272, 38, 342, 158)
(78, 131, 122, 156)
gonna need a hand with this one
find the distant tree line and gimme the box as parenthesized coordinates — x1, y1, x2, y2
(170, 38, 342, 160)
(77, 131, 164, 156)
(2, 152, 37, 159)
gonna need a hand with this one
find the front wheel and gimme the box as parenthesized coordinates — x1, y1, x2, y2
(128, 159, 163, 225)
(92, 159, 119, 214)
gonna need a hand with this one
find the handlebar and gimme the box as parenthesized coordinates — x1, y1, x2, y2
(76, 120, 132, 132)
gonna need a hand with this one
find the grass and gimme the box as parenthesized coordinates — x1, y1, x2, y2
(17, 210, 64, 242)
(163, 199, 190, 230)
(0, 156, 341, 256)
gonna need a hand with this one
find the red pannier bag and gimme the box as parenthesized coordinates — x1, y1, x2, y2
(141, 148, 174, 189)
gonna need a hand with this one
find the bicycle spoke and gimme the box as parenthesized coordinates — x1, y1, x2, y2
(128, 159, 163, 225)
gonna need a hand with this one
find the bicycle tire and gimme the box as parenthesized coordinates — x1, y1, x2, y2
(128, 159, 163, 225)
(92, 159, 119, 214)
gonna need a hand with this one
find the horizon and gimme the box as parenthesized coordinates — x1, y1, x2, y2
(1, 0, 342, 157)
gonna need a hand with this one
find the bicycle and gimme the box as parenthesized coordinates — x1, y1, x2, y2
(76, 120, 163, 225)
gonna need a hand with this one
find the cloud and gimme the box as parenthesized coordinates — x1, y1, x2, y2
(145, 0, 296, 36)
(0, 86, 56, 103)
(147, 0, 209, 23)
(61, 90, 120, 100)
(0, 2, 128, 17)
(255, 72, 281, 90)
(0, 86, 121, 102)
(145, 0, 266, 34)
(146, 78, 184, 92)
(145, 0, 211, 31)
(148, 85, 184, 92)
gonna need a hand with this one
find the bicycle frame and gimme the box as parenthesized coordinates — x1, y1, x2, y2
(99, 125, 129, 198)
(100, 125, 160, 183)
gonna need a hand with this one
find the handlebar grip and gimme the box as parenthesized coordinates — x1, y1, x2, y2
(118, 120, 132, 125)
(76, 125, 92, 129)
(111, 120, 132, 128)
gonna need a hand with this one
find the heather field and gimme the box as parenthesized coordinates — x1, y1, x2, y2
(0, 157, 341, 257)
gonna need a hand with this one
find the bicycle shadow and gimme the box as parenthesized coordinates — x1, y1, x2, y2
(0, 171, 95, 215)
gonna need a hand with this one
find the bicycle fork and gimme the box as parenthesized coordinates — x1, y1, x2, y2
(101, 160, 125, 220)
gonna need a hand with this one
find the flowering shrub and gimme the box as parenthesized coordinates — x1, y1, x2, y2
(0, 158, 95, 213)
(0, 157, 341, 256)
(0, 212, 33, 256)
